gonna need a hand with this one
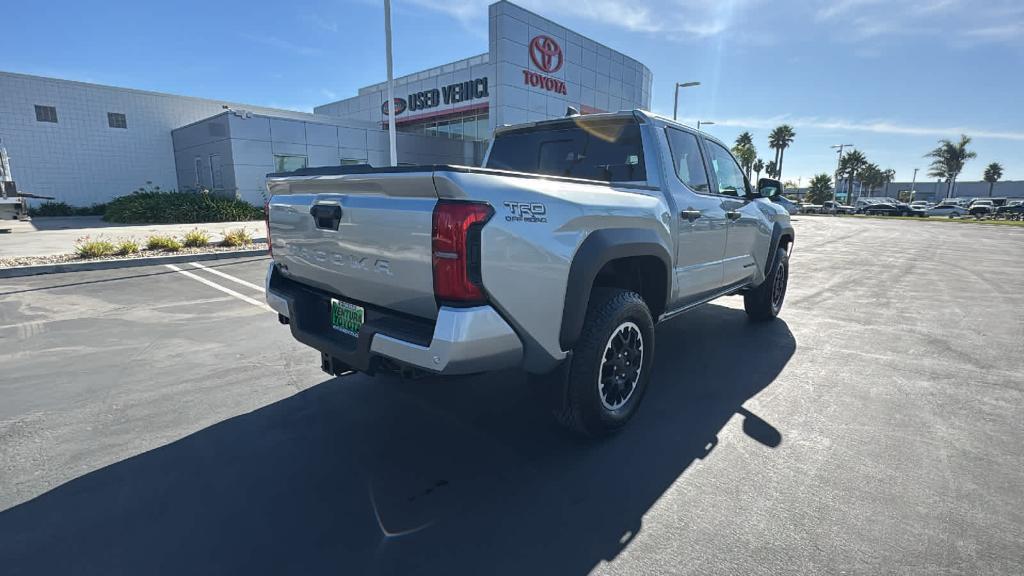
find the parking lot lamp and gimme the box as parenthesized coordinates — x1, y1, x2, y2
(910, 168, 918, 202)
(831, 144, 854, 202)
(673, 82, 700, 121)
(697, 120, 714, 130)
(384, 0, 398, 167)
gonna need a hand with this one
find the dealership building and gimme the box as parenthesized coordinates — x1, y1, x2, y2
(0, 0, 652, 207)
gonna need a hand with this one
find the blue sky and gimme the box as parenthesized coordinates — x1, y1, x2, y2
(3, 0, 1021, 184)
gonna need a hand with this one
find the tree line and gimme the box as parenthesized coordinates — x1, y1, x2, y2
(730, 125, 796, 184)
(803, 135, 1005, 205)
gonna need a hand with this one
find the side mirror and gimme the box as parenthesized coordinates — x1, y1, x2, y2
(757, 178, 783, 199)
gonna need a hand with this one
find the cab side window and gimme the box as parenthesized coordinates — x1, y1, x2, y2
(705, 140, 748, 197)
(665, 128, 710, 193)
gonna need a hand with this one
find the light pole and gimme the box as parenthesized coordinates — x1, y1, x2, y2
(910, 168, 918, 203)
(384, 0, 398, 167)
(673, 81, 700, 121)
(831, 144, 854, 202)
(696, 120, 714, 130)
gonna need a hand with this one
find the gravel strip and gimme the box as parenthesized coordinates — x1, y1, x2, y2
(0, 241, 268, 269)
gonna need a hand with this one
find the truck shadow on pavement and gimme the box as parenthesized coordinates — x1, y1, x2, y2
(0, 303, 794, 576)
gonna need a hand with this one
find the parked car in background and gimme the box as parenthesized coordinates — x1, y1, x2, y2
(800, 203, 822, 214)
(926, 203, 969, 218)
(772, 195, 800, 215)
(822, 200, 856, 215)
(968, 199, 997, 217)
(860, 201, 918, 216)
(995, 200, 1024, 219)
(910, 200, 932, 210)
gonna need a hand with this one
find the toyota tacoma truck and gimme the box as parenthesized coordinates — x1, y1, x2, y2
(264, 110, 794, 437)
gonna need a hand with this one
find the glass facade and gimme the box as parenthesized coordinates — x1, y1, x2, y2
(398, 113, 489, 142)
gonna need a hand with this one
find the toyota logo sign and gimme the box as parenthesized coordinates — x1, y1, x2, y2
(529, 35, 563, 74)
(381, 97, 407, 116)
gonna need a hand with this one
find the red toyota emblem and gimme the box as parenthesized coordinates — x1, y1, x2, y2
(529, 35, 563, 74)
(381, 97, 406, 116)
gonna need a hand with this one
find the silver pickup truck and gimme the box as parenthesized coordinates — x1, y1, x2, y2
(264, 110, 794, 437)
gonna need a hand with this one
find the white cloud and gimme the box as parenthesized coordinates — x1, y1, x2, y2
(816, 0, 1022, 47)
(240, 34, 323, 56)
(676, 115, 1024, 141)
(406, 0, 758, 38)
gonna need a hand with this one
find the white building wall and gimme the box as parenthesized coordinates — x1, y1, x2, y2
(488, 0, 652, 130)
(0, 72, 345, 206)
(315, 54, 493, 130)
(173, 112, 481, 205)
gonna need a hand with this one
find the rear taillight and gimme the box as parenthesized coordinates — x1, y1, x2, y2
(432, 200, 493, 304)
(264, 200, 273, 257)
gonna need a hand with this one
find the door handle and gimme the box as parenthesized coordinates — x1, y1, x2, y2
(726, 210, 741, 221)
(310, 203, 343, 230)
(680, 209, 702, 222)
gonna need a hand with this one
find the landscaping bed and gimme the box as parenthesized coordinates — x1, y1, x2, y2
(0, 241, 267, 269)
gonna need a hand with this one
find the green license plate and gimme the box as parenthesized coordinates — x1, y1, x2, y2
(330, 298, 364, 337)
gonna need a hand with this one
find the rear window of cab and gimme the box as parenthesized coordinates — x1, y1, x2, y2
(487, 118, 647, 183)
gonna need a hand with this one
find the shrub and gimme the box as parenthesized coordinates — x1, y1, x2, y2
(115, 238, 141, 255)
(146, 235, 183, 252)
(221, 228, 252, 247)
(75, 237, 116, 258)
(103, 186, 264, 224)
(29, 201, 107, 217)
(182, 228, 212, 247)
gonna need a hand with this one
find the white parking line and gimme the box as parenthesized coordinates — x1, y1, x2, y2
(188, 261, 264, 292)
(164, 264, 272, 312)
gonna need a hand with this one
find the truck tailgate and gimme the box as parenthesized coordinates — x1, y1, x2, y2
(267, 173, 438, 320)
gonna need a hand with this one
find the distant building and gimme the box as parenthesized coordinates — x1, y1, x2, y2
(0, 1, 651, 206)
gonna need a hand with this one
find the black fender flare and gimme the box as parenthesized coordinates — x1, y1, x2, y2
(764, 223, 795, 278)
(559, 228, 672, 351)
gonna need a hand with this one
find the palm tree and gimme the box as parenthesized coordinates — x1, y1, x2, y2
(983, 162, 1003, 197)
(733, 145, 757, 180)
(753, 158, 765, 182)
(926, 135, 977, 198)
(837, 150, 868, 202)
(768, 125, 796, 181)
(765, 160, 779, 179)
(881, 168, 896, 197)
(732, 133, 757, 180)
(859, 163, 882, 198)
(806, 173, 833, 204)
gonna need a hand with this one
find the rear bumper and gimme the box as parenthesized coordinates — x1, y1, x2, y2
(265, 263, 522, 375)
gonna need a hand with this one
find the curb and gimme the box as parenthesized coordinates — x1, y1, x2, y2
(0, 248, 269, 279)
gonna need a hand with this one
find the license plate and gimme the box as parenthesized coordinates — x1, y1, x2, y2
(330, 298, 364, 337)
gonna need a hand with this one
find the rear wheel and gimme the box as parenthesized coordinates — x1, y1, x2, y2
(744, 247, 789, 321)
(554, 289, 655, 438)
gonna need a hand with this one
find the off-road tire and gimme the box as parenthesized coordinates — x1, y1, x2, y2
(744, 247, 789, 321)
(554, 288, 655, 438)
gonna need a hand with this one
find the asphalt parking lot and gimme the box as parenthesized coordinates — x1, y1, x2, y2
(2, 217, 1023, 575)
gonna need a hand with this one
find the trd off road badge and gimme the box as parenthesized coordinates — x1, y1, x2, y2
(504, 201, 547, 223)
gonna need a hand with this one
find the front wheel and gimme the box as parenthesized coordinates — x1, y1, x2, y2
(744, 247, 789, 321)
(554, 289, 655, 438)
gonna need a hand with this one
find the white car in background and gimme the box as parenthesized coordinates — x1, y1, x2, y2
(926, 203, 968, 218)
(772, 196, 801, 215)
(910, 200, 932, 210)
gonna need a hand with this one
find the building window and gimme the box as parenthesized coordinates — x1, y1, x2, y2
(274, 155, 308, 173)
(397, 112, 489, 141)
(108, 112, 127, 129)
(341, 158, 367, 166)
(35, 105, 58, 123)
